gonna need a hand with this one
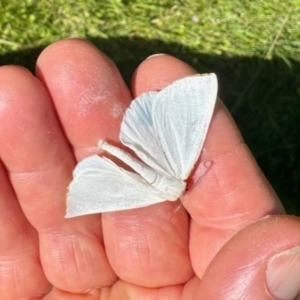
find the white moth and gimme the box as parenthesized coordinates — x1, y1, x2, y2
(66, 73, 218, 218)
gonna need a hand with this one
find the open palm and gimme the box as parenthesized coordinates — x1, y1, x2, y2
(0, 39, 299, 300)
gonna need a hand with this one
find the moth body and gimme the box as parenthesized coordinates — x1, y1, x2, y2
(98, 139, 186, 200)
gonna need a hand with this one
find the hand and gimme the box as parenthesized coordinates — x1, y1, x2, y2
(0, 39, 299, 300)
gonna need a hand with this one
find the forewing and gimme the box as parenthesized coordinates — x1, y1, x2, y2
(66, 155, 166, 217)
(153, 74, 218, 180)
(120, 91, 175, 176)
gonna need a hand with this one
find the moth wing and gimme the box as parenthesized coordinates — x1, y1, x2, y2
(153, 74, 218, 180)
(66, 155, 166, 217)
(120, 91, 175, 176)
(120, 74, 218, 180)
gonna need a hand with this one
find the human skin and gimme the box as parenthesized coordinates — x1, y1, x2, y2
(0, 39, 299, 299)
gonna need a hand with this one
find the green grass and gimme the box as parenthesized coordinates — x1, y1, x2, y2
(1, 0, 300, 214)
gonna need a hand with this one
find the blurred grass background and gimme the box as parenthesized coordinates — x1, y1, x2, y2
(0, 0, 299, 214)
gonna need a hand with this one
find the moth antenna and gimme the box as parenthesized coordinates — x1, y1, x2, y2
(169, 160, 213, 220)
(169, 201, 184, 221)
(187, 160, 213, 190)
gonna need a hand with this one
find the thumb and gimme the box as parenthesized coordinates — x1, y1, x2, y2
(197, 215, 300, 299)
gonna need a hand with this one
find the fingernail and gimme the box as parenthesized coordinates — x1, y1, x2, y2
(146, 53, 166, 59)
(266, 245, 300, 300)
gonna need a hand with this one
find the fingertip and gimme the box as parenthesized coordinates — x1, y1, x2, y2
(36, 38, 117, 93)
(0, 65, 38, 103)
(35, 38, 132, 160)
(36, 38, 114, 74)
(131, 54, 197, 96)
(0, 64, 33, 78)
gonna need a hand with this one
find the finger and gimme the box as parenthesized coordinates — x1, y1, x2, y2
(0, 64, 115, 293)
(132, 54, 285, 278)
(0, 66, 73, 227)
(37, 39, 137, 289)
(0, 159, 50, 298)
(198, 215, 300, 300)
